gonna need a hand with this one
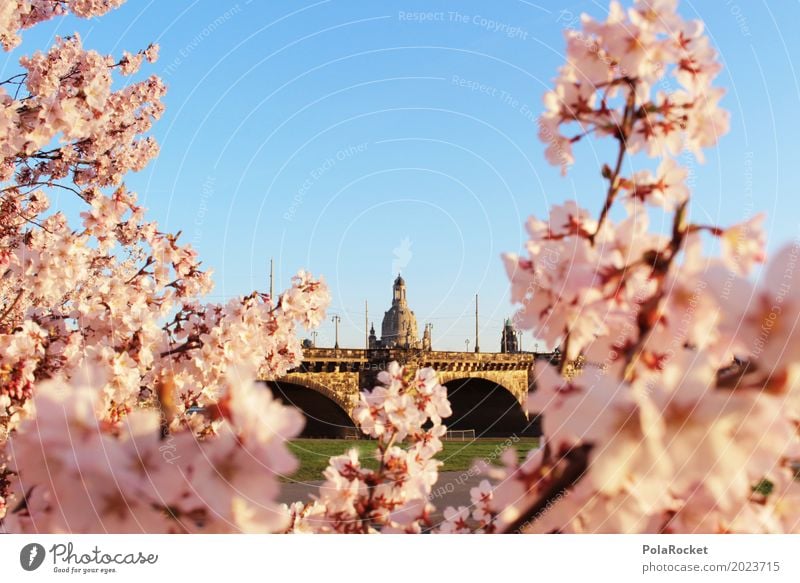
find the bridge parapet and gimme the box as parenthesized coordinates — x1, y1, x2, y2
(293, 347, 558, 374)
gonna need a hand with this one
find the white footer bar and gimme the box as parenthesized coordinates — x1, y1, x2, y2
(0, 534, 797, 582)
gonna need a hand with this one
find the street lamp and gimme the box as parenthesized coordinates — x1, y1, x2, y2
(331, 315, 341, 350)
(465, 339, 470, 352)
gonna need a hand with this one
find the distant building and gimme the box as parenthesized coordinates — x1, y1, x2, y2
(368, 323, 378, 348)
(500, 319, 519, 353)
(369, 274, 427, 349)
(422, 323, 432, 351)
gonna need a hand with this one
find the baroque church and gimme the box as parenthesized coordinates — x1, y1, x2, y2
(369, 274, 431, 349)
(366, 274, 520, 352)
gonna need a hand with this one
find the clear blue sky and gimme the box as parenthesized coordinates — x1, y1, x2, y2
(5, 1, 800, 351)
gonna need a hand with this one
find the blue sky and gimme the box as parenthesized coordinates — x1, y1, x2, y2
(5, 1, 800, 351)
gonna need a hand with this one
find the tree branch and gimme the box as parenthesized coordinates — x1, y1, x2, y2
(501, 444, 592, 534)
(589, 85, 637, 243)
(0, 289, 24, 327)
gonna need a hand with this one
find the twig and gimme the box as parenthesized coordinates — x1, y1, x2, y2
(589, 85, 637, 243)
(0, 289, 24, 326)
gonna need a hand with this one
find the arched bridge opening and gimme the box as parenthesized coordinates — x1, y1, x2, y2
(264, 380, 356, 439)
(442, 377, 540, 438)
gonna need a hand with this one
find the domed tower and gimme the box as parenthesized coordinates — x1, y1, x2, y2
(380, 274, 419, 348)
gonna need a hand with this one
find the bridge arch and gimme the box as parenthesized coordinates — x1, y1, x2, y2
(437, 370, 529, 403)
(439, 373, 539, 438)
(265, 375, 357, 438)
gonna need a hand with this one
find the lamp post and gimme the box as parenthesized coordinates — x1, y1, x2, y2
(465, 339, 470, 352)
(269, 257, 274, 299)
(331, 315, 341, 350)
(474, 294, 480, 353)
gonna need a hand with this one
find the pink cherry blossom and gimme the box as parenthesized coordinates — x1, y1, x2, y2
(0, 1, 331, 532)
(287, 364, 450, 533)
(2, 0, 798, 537)
(497, 0, 799, 535)
(719, 213, 767, 276)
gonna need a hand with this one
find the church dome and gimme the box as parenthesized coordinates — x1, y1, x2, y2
(379, 274, 418, 348)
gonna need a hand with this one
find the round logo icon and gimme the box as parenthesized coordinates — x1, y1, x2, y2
(19, 543, 46, 571)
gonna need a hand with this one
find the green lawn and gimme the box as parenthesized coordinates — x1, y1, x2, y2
(286, 437, 540, 482)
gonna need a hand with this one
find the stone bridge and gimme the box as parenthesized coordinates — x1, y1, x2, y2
(263, 348, 558, 438)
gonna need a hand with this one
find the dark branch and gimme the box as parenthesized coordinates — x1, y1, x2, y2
(501, 444, 593, 534)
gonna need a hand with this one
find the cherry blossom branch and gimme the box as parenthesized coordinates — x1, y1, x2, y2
(489, 1, 800, 537)
(590, 85, 636, 243)
(621, 201, 688, 381)
(0, 72, 27, 86)
(124, 257, 155, 284)
(159, 338, 202, 358)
